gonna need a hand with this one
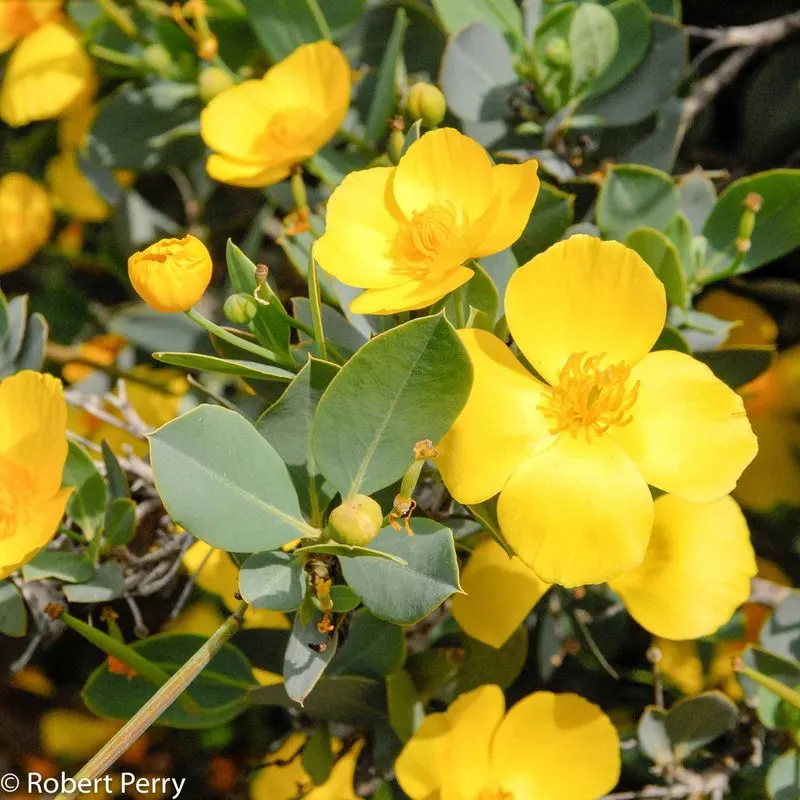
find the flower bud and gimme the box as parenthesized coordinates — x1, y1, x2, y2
(328, 495, 383, 547)
(197, 33, 219, 61)
(223, 292, 258, 324)
(544, 38, 571, 67)
(142, 43, 174, 75)
(198, 66, 235, 102)
(128, 234, 213, 313)
(406, 82, 447, 128)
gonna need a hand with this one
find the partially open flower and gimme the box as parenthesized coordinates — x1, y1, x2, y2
(0, 173, 53, 274)
(200, 41, 350, 188)
(128, 235, 213, 313)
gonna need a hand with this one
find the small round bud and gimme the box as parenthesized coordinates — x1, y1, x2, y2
(743, 192, 763, 213)
(197, 33, 219, 61)
(223, 293, 258, 324)
(143, 44, 174, 75)
(544, 38, 571, 67)
(328, 495, 383, 546)
(198, 66, 235, 102)
(407, 82, 447, 128)
(387, 127, 405, 166)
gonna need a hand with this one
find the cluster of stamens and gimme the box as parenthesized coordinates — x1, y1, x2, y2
(393, 203, 459, 278)
(539, 352, 639, 438)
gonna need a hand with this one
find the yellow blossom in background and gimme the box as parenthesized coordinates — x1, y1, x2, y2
(163, 600, 226, 637)
(0, 371, 71, 580)
(40, 709, 121, 761)
(58, 100, 95, 151)
(46, 150, 111, 222)
(453, 495, 755, 648)
(396, 685, 620, 800)
(9, 665, 55, 697)
(0, 0, 61, 53)
(128, 235, 213, 313)
(0, 173, 53, 274)
(62, 333, 127, 384)
(437, 235, 757, 586)
(251, 734, 363, 800)
(315, 128, 540, 314)
(0, 22, 95, 127)
(201, 41, 350, 188)
(698, 288, 800, 510)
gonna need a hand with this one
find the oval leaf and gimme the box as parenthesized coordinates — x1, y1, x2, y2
(239, 551, 306, 612)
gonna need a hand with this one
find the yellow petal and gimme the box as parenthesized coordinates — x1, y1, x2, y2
(473, 160, 540, 258)
(243, 607, 291, 630)
(452, 538, 549, 649)
(307, 739, 363, 800)
(315, 167, 408, 290)
(497, 433, 653, 587)
(440, 685, 505, 800)
(182, 542, 241, 610)
(437, 329, 550, 505)
(0, 172, 53, 274)
(0, 371, 67, 495)
(506, 235, 667, 384)
(40, 710, 122, 761)
(392, 128, 494, 227)
(613, 350, 758, 503)
(46, 150, 110, 222)
(0, 22, 94, 127)
(653, 638, 705, 695)
(696, 288, 778, 348)
(206, 152, 293, 189)
(349, 265, 473, 314)
(250, 732, 312, 800)
(490, 692, 620, 798)
(163, 600, 226, 636)
(395, 713, 452, 800)
(610, 495, 756, 639)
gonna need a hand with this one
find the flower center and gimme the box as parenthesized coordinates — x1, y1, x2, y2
(393, 203, 461, 277)
(539, 352, 639, 437)
(257, 109, 317, 153)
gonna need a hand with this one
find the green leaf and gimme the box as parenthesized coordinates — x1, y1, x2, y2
(63, 562, 125, 603)
(740, 646, 800, 730)
(531, 4, 575, 112)
(761, 592, 800, 664)
(653, 325, 690, 353)
(330, 610, 405, 680)
(294, 542, 407, 566)
(153, 352, 293, 382)
(311, 315, 472, 498)
(365, 8, 407, 144)
(240, 0, 330, 61)
(512, 181, 575, 265)
(102, 441, 130, 501)
(580, 19, 686, 126)
(251, 675, 387, 725)
(432, 0, 523, 44)
(587, 0, 650, 97)
(257, 358, 339, 524)
(678, 173, 717, 233)
(326, 585, 361, 613)
(702, 170, 800, 277)
(239, 551, 306, 612)
(439, 22, 517, 122)
(302, 726, 334, 785)
(317, 0, 366, 40)
(438, 261, 499, 330)
(292, 299, 366, 359)
(16, 312, 48, 372)
(226, 240, 291, 356)
(568, 2, 618, 96)
(104, 498, 137, 548)
(82, 633, 255, 729)
(0, 580, 27, 637)
(3, 296, 27, 363)
(22, 552, 94, 584)
(109, 305, 203, 354)
(597, 164, 680, 241)
(0, 287, 8, 346)
(663, 213, 694, 279)
(63, 442, 107, 541)
(283, 612, 339, 704)
(149, 405, 316, 552)
(767, 749, 800, 800)
(664, 690, 738, 761)
(386, 669, 423, 742)
(693, 347, 775, 390)
(625, 227, 686, 307)
(637, 706, 671, 765)
(340, 520, 461, 625)
(455, 626, 528, 694)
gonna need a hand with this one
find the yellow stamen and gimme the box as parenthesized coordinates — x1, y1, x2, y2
(393, 203, 461, 277)
(477, 789, 513, 800)
(539, 352, 639, 438)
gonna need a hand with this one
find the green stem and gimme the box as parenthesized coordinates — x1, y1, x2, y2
(185, 307, 294, 369)
(96, 0, 139, 38)
(307, 250, 327, 361)
(453, 285, 466, 329)
(54, 602, 249, 800)
(737, 662, 800, 710)
(88, 44, 144, 69)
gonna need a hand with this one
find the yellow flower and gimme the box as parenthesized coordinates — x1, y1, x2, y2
(0, 22, 95, 127)
(163, 600, 226, 637)
(453, 495, 756, 649)
(46, 150, 111, 222)
(128, 234, 213, 313)
(251, 734, 363, 800)
(697, 288, 778, 348)
(201, 41, 350, 188)
(315, 128, 540, 314)
(437, 235, 757, 586)
(62, 333, 128, 385)
(0, 173, 53, 274)
(40, 709, 121, 761)
(58, 100, 95, 151)
(0, 371, 71, 580)
(0, 0, 61, 54)
(396, 685, 620, 800)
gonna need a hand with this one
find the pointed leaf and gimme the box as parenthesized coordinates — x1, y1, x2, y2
(0, 580, 27, 637)
(239, 551, 306, 612)
(283, 612, 339, 704)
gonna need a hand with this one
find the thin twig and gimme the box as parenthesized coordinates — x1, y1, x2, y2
(168, 542, 212, 621)
(124, 595, 149, 639)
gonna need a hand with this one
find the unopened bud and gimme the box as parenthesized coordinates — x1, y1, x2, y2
(197, 33, 219, 61)
(142, 44, 174, 76)
(198, 66, 235, 102)
(407, 82, 447, 128)
(223, 293, 258, 324)
(743, 192, 763, 213)
(328, 495, 383, 546)
(544, 38, 571, 67)
(387, 123, 405, 166)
